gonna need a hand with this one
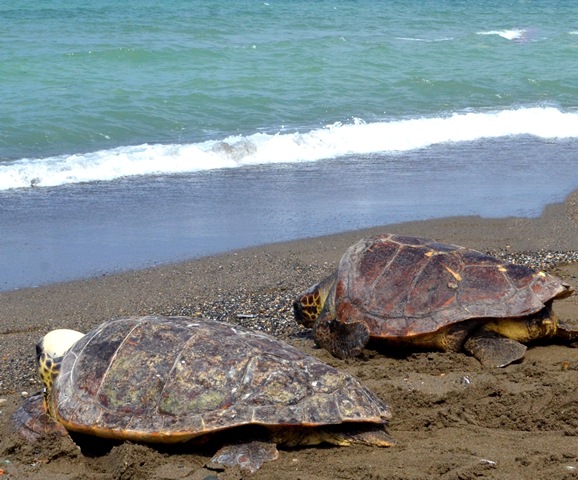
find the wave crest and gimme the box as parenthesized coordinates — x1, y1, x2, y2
(1, 107, 577, 190)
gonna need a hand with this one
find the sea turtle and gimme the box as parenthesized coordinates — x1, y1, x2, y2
(14, 315, 394, 472)
(294, 234, 577, 367)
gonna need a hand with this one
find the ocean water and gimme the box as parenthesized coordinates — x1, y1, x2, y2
(2, 0, 578, 290)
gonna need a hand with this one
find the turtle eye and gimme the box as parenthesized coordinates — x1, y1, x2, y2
(35, 343, 43, 363)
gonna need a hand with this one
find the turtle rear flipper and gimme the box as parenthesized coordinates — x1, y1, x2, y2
(319, 424, 397, 447)
(463, 330, 527, 368)
(313, 319, 370, 359)
(208, 440, 279, 473)
(555, 320, 578, 346)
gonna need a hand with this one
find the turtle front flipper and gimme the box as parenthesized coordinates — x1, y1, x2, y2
(13, 393, 69, 443)
(313, 318, 370, 359)
(463, 330, 527, 368)
(208, 440, 279, 473)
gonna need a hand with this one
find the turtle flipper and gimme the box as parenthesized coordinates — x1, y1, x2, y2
(313, 318, 370, 359)
(320, 424, 397, 447)
(555, 320, 578, 346)
(208, 440, 279, 473)
(13, 393, 69, 442)
(463, 331, 527, 367)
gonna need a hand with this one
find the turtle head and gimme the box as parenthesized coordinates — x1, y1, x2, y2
(293, 272, 337, 328)
(36, 329, 85, 405)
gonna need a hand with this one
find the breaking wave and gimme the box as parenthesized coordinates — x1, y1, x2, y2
(2, 107, 578, 190)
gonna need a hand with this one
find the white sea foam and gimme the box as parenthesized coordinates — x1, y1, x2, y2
(477, 29, 528, 41)
(1, 107, 577, 191)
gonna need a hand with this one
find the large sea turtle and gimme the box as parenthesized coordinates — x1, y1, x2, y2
(294, 234, 577, 367)
(14, 316, 394, 472)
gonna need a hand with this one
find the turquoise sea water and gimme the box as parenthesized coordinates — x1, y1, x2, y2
(2, 0, 578, 183)
(2, 0, 578, 290)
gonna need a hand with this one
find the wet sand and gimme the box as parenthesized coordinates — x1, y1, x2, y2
(1, 190, 578, 479)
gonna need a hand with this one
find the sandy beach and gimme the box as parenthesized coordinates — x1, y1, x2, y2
(1, 190, 578, 479)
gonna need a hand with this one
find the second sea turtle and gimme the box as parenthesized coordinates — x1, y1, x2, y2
(294, 234, 577, 367)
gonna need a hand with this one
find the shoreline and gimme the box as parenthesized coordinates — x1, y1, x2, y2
(1, 190, 578, 479)
(2, 188, 578, 325)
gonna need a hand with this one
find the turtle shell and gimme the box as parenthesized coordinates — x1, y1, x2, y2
(51, 316, 390, 441)
(335, 234, 573, 339)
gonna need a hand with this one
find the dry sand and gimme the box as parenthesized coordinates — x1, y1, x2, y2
(2, 190, 578, 479)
